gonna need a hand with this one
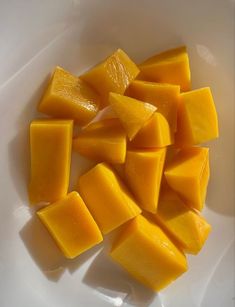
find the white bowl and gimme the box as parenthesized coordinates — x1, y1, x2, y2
(0, 1, 234, 306)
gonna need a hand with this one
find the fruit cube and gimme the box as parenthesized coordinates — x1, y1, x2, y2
(126, 80, 180, 132)
(81, 49, 139, 108)
(73, 118, 126, 163)
(175, 87, 219, 146)
(109, 92, 156, 140)
(130, 112, 173, 148)
(138, 46, 191, 91)
(38, 66, 100, 126)
(153, 186, 211, 254)
(29, 120, 73, 204)
(77, 163, 141, 234)
(125, 148, 166, 213)
(37, 192, 103, 259)
(164, 147, 210, 211)
(110, 215, 188, 291)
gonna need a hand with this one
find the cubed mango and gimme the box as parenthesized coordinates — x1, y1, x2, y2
(77, 163, 141, 234)
(175, 87, 219, 146)
(81, 49, 139, 108)
(73, 118, 126, 163)
(138, 46, 191, 91)
(164, 147, 210, 211)
(153, 187, 211, 254)
(109, 92, 156, 140)
(130, 112, 173, 148)
(38, 66, 100, 126)
(126, 80, 180, 132)
(125, 148, 166, 213)
(37, 192, 103, 259)
(29, 120, 73, 204)
(110, 215, 187, 291)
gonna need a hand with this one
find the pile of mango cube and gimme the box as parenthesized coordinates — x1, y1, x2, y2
(29, 47, 219, 291)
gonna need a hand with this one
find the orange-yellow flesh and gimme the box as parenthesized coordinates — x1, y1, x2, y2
(164, 147, 210, 211)
(29, 119, 73, 204)
(81, 49, 140, 108)
(125, 148, 166, 213)
(109, 92, 156, 140)
(138, 46, 191, 92)
(126, 80, 180, 132)
(77, 163, 141, 234)
(175, 87, 219, 146)
(110, 215, 188, 291)
(130, 112, 173, 148)
(73, 118, 126, 163)
(37, 192, 103, 259)
(153, 187, 211, 254)
(38, 66, 100, 125)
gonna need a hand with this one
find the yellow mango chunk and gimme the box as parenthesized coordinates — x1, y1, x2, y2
(73, 118, 126, 163)
(37, 192, 103, 259)
(130, 113, 173, 148)
(29, 120, 73, 204)
(109, 92, 156, 140)
(77, 163, 141, 234)
(164, 147, 210, 211)
(153, 187, 211, 254)
(38, 66, 100, 126)
(110, 215, 187, 291)
(81, 49, 140, 108)
(126, 80, 180, 132)
(139, 46, 191, 91)
(125, 148, 166, 213)
(175, 87, 219, 146)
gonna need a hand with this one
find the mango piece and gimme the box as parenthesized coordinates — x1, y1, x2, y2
(153, 187, 211, 254)
(130, 112, 173, 148)
(164, 147, 210, 211)
(37, 192, 103, 259)
(81, 49, 140, 108)
(29, 120, 73, 204)
(73, 118, 126, 163)
(109, 92, 156, 140)
(126, 80, 180, 132)
(139, 46, 191, 91)
(77, 163, 141, 234)
(110, 215, 187, 291)
(38, 66, 100, 126)
(175, 87, 219, 146)
(125, 148, 166, 213)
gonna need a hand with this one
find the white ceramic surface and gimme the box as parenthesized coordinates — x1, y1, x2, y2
(0, 1, 234, 306)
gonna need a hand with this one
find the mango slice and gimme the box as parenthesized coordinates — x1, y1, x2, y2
(81, 49, 140, 108)
(153, 187, 211, 254)
(130, 112, 173, 148)
(77, 163, 141, 234)
(37, 192, 103, 259)
(175, 87, 219, 146)
(110, 215, 188, 292)
(29, 120, 73, 204)
(109, 92, 156, 140)
(38, 66, 100, 126)
(73, 118, 126, 163)
(138, 46, 191, 91)
(125, 148, 166, 213)
(126, 80, 180, 132)
(164, 147, 210, 211)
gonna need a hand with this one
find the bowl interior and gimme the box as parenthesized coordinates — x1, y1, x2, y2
(0, 1, 234, 307)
